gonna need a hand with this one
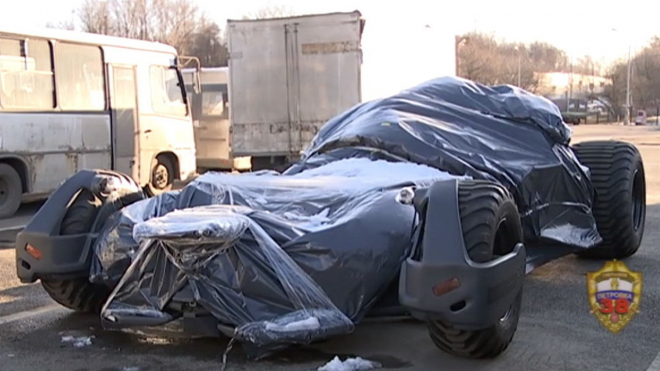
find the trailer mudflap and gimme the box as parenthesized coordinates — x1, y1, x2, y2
(15, 169, 142, 283)
(398, 179, 527, 331)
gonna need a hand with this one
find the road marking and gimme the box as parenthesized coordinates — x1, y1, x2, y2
(646, 350, 660, 371)
(0, 304, 67, 326)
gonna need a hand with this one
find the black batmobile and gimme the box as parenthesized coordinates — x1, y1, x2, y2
(15, 76, 646, 360)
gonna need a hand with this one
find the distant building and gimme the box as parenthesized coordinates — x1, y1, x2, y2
(535, 72, 611, 99)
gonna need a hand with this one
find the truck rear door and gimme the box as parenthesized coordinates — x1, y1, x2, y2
(227, 11, 364, 159)
(290, 12, 364, 153)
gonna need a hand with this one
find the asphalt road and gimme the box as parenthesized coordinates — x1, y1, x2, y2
(1, 124, 660, 371)
(0, 201, 44, 246)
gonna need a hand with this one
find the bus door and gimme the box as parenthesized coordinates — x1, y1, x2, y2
(108, 64, 139, 180)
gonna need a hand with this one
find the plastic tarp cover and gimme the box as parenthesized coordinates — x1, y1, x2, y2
(91, 158, 464, 355)
(291, 76, 599, 248)
(89, 76, 599, 356)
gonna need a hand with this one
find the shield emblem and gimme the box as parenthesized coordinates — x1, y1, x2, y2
(587, 260, 642, 334)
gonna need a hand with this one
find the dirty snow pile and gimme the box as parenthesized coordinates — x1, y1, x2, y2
(317, 356, 382, 371)
(61, 335, 94, 348)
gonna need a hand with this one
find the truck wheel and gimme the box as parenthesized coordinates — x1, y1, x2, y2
(40, 190, 110, 313)
(427, 180, 524, 358)
(146, 156, 175, 196)
(0, 163, 23, 219)
(571, 141, 646, 259)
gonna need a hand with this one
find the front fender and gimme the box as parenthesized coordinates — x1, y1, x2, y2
(398, 179, 526, 330)
(15, 169, 143, 283)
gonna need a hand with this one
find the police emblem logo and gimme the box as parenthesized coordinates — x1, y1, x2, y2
(587, 260, 642, 334)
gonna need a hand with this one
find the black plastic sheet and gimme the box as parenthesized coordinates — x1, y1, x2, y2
(291, 76, 599, 247)
(89, 76, 601, 356)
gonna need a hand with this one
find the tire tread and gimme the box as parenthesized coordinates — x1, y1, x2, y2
(571, 140, 645, 259)
(40, 190, 109, 313)
(427, 179, 523, 359)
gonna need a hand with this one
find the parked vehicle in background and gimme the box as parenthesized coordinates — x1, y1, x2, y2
(635, 110, 647, 125)
(561, 111, 587, 125)
(226, 11, 365, 170)
(182, 67, 251, 173)
(0, 26, 199, 218)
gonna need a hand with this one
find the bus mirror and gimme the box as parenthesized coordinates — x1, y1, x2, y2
(193, 71, 201, 94)
(177, 55, 201, 93)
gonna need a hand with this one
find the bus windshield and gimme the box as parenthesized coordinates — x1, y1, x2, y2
(150, 65, 187, 116)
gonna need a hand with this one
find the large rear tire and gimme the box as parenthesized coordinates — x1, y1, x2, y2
(40, 190, 111, 313)
(427, 180, 524, 359)
(571, 140, 646, 259)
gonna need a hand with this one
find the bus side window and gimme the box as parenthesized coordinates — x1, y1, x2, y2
(150, 66, 186, 117)
(56, 43, 105, 111)
(0, 37, 55, 110)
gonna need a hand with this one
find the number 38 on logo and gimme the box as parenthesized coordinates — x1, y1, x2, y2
(587, 260, 642, 334)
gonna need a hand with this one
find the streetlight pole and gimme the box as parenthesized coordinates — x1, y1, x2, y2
(514, 45, 521, 87)
(518, 52, 521, 87)
(612, 28, 632, 125)
(625, 44, 632, 125)
(455, 36, 468, 76)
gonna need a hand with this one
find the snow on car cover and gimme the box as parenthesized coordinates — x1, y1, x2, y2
(89, 76, 599, 356)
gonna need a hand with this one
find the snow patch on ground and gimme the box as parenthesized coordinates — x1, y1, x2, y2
(317, 356, 382, 371)
(61, 335, 94, 348)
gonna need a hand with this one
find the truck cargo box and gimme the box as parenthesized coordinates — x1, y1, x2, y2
(226, 11, 365, 165)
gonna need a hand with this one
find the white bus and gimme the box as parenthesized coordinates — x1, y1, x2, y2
(0, 27, 199, 218)
(182, 67, 251, 172)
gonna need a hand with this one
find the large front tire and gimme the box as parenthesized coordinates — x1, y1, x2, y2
(427, 180, 524, 359)
(571, 140, 646, 259)
(40, 190, 110, 313)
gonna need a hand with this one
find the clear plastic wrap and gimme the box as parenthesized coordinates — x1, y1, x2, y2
(93, 158, 464, 355)
(89, 191, 180, 286)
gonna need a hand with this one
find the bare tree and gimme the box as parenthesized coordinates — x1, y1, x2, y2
(456, 32, 540, 91)
(74, 0, 227, 67)
(527, 41, 569, 72)
(187, 19, 229, 67)
(242, 4, 297, 20)
(572, 55, 602, 76)
(78, 0, 114, 35)
(45, 20, 76, 31)
(604, 36, 660, 115)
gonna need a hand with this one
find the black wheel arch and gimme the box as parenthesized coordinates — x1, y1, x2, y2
(154, 151, 180, 180)
(0, 155, 30, 193)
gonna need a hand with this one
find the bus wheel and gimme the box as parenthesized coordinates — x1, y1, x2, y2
(146, 156, 175, 196)
(0, 163, 22, 218)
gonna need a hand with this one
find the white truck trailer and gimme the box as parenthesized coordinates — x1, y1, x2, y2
(226, 11, 365, 170)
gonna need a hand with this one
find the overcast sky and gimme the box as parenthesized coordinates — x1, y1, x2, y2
(1, 0, 655, 63)
(0, 0, 656, 99)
